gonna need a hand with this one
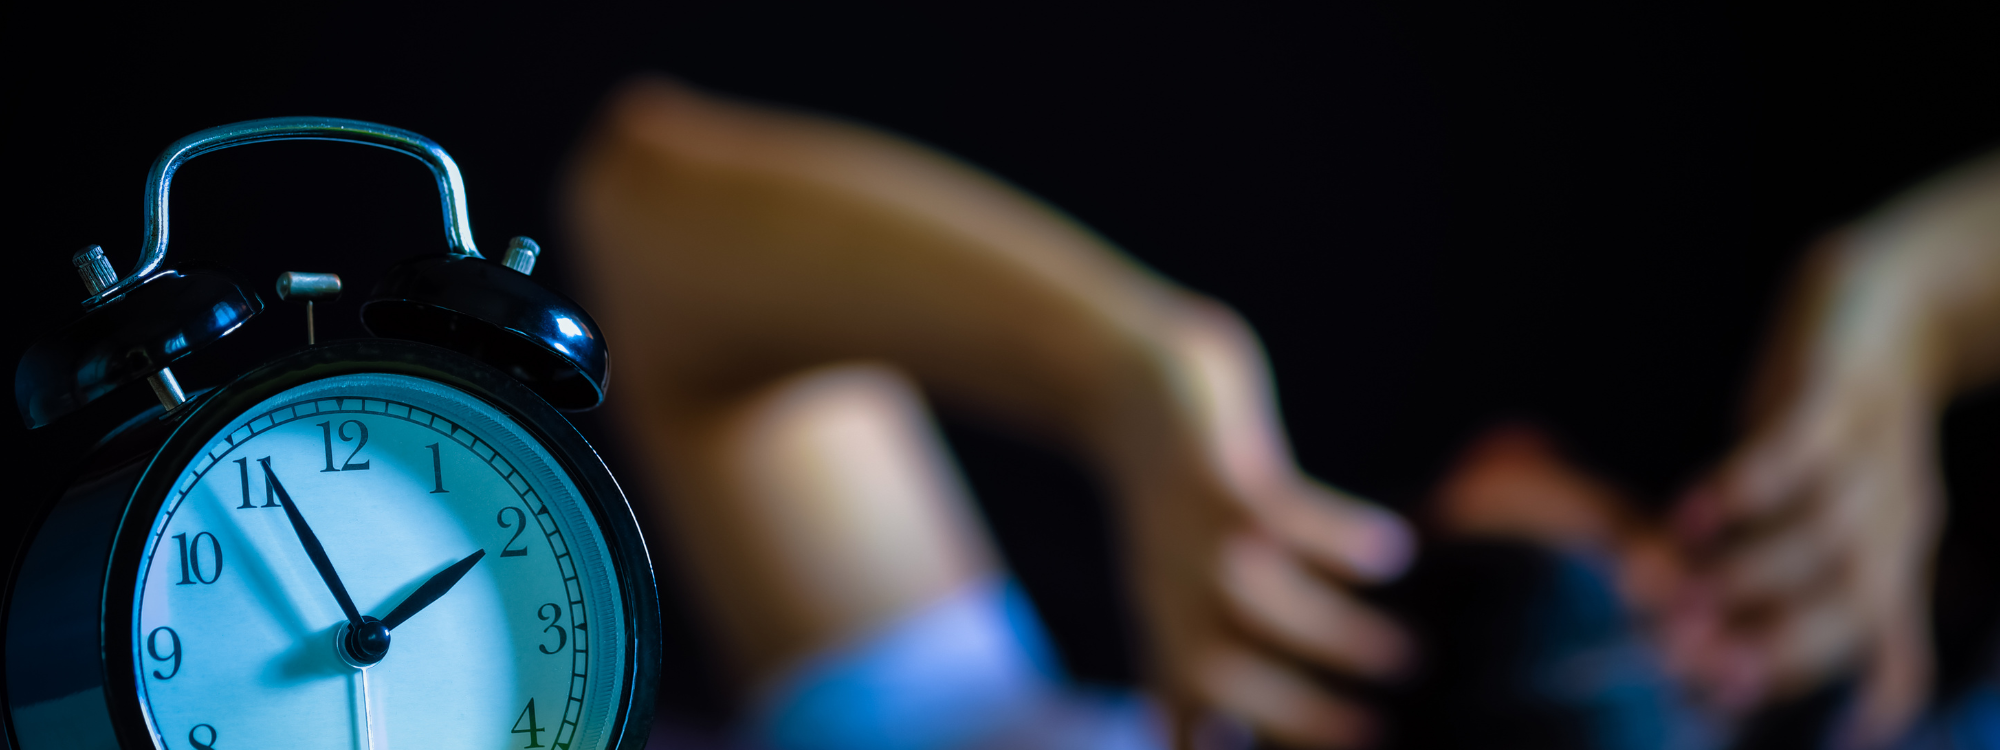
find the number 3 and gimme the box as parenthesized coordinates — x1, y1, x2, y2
(537, 603, 568, 654)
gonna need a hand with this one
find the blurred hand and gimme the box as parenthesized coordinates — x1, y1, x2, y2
(1671, 372, 1940, 749)
(1667, 151, 2000, 748)
(1109, 303, 1416, 749)
(1668, 233, 1952, 749)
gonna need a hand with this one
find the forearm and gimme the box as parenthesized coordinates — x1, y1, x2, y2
(563, 78, 1195, 459)
(1757, 150, 2000, 419)
(1846, 151, 2000, 393)
(560, 81, 1418, 739)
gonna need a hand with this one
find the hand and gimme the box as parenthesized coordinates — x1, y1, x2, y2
(380, 549, 487, 630)
(1666, 236, 1947, 749)
(1109, 304, 1415, 749)
(262, 462, 371, 637)
(1670, 387, 1939, 748)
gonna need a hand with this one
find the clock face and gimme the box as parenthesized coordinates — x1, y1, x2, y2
(129, 372, 628, 750)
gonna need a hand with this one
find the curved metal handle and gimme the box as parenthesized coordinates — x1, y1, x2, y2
(88, 117, 485, 306)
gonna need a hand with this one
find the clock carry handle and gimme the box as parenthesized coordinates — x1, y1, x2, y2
(83, 117, 486, 307)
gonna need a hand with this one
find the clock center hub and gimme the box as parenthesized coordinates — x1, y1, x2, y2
(335, 617, 392, 667)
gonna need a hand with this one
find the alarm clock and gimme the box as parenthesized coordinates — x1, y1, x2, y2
(3, 119, 660, 750)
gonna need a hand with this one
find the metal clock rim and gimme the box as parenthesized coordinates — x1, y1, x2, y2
(97, 339, 659, 750)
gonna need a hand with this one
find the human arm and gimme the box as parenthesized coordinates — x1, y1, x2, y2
(561, 77, 1414, 748)
(1670, 149, 2000, 747)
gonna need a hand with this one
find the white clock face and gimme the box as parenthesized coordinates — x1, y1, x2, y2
(130, 373, 628, 750)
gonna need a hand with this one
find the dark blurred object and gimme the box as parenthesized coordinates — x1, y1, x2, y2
(1385, 540, 1719, 750)
(1934, 384, 2000, 699)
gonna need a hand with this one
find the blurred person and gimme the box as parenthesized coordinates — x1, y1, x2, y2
(557, 73, 2000, 750)
(1430, 148, 2000, 750)
(1669, 148, 2000, 749)
(561, 78, 1416, 750)
(1420, 424, 1721, 750)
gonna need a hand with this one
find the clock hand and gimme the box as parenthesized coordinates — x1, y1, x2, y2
(359, 667, 378, 750)
(260, 461, 389, 663)
(353, 550, 484, 750)
(378, 549, 486, 630)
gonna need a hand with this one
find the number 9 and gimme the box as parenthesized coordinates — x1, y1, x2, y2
(148, 626, 181, 680)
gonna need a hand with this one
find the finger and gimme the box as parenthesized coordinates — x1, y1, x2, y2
(1737, 594, 1869, 701)
(1660, 583, 1772, 712)
(1167, 698, 1197, 750)
(1192, 645, 1379, 749)
(1672, 479, 1730, 544)
(1259, 483, 1414, 584)
(1835, 615, 1932, 750)
(1678, 447, 1833, 577)
(1660, 582, 1723, 680)
(1666, 581, 1867, 715)
(1220, 534, 1415, 680)
(1707, 525, 1844, 609)
(1165, 700, 1255, 750)
(1694, 428, 1827, 537)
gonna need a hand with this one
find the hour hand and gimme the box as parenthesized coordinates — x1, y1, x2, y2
(379, 549, 486, 630)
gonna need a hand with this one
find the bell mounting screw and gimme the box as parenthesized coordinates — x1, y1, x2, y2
(501, 236, 539, 275)
(276, 272, 343, 346)
(74, 245, 187, 411)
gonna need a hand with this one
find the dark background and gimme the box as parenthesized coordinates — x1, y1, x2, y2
(5, 0, 2000, 732)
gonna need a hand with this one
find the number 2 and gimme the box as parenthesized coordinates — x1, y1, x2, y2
(497, 507, 531, 558)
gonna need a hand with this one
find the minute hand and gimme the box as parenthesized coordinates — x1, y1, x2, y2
(261, 460, 365, 628)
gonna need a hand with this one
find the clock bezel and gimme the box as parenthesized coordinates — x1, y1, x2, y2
(100, 339, 660, 750)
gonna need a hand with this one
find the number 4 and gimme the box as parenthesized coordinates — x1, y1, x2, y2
(512, 698, 546, 748)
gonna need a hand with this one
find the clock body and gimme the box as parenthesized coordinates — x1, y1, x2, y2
(3, 340, 660, 750)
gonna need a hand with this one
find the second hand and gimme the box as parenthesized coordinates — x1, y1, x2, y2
(360, 666, 378, 750)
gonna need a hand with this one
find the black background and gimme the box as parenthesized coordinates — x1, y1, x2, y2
(5, 0, 2000, 731)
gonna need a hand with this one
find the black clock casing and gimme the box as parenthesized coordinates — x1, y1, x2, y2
(1, 118, 660, 750)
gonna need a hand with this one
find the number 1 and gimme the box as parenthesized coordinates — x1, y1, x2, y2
(425, 443, 448, 493)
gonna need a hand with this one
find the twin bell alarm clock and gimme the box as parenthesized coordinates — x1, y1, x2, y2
(3, 118, 660, 750)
